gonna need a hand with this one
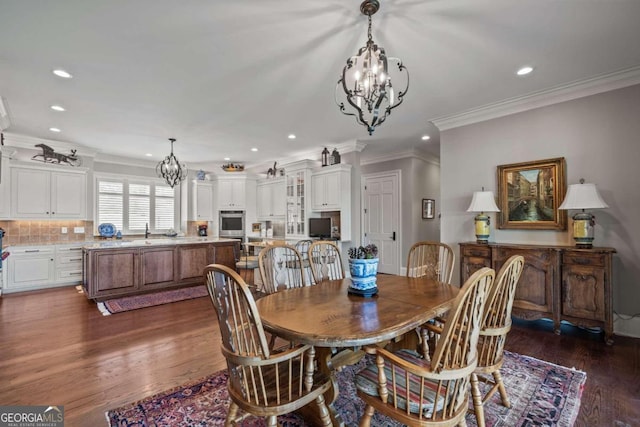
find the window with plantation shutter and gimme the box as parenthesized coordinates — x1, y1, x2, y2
(95, 176, 176, 235)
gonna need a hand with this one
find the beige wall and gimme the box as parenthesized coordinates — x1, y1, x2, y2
(440, 83, 640, 334)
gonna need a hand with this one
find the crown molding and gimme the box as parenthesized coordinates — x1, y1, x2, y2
(361, 148, 440, 166)
(432, 66, 640, 131)
(2, 132, 99, 156)
(94, 153, 157, 169)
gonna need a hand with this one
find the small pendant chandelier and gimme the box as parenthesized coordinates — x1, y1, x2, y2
(156, 138, 187, 188)
(335, 0, 409, 135)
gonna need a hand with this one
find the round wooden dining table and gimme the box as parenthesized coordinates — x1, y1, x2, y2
(255, 274, 459, 426)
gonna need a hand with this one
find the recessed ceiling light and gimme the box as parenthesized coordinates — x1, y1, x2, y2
(52, 69, 72, 79)
(224, 157, 230, 161)
(145, 153, 153, 157)
(49, 127, 61, 132)
(50, 105, 66, 112)
(288, 134, 296, 139)
(251, 148, 258, 152)
(516, 66, 534, 76)
(421, 135, 431, 141)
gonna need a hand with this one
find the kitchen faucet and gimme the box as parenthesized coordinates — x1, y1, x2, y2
(145, 223, 150, 238)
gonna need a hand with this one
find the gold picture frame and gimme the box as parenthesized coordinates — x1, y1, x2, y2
(497, 157, 567, 230)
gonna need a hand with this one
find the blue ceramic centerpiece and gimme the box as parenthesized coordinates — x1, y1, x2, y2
(347, 244, 379, 297)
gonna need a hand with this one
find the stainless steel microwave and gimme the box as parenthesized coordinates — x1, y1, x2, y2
(219, 210, 245, 237)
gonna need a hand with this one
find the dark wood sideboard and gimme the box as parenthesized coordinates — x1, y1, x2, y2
(459, 242, 616, 345)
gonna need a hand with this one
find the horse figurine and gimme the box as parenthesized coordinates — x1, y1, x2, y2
(266, 161, 278, 178)
(32, 144, 82, 166)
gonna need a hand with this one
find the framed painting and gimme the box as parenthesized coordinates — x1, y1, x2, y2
(422, 198, 435, 219)
(497, 157, 567, 230)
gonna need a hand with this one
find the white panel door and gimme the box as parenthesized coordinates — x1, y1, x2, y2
(362, 172, 400, 275)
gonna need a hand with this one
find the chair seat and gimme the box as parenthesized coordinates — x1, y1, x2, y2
(356, 349, 447, 417)
(237, 255, 259, 270)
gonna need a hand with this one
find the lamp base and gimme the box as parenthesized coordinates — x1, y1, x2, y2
(572, 211, 595, 248)
(474, 213, 492, 245)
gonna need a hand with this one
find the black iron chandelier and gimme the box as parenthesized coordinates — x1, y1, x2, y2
(156, 138, 187, 188)
(335, 0, 409, 135)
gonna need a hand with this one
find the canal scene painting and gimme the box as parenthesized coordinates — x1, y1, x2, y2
(497, 157, 567, 230)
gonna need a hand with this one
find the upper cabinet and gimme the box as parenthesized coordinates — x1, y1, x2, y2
(191, 181, 214, 221)
(216, 177, 246, 210)
(285, 161, 314, 238)
(311, 164, 351, 211)
(0, 149, 10, 219)
(11, 166, 87, 219)
(256, 178, 285, 220)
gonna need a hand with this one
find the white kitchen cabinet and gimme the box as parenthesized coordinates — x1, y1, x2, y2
(285, 161, 314, 238)
(311, 164, 351, 211)
(0, 150, 9, 219)
(256, 178, 285, 220)
(5, 246, 55, 293)
(10, 166, 87, 219)
(190, 181, 214, 220)
(55, 244, 84, 284)
(217, 178, 246, 209)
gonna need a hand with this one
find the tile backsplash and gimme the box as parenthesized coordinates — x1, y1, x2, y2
(0, 220, 94, 246)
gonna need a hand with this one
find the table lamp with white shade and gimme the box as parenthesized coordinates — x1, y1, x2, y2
(467, 188, 500, 244)
(558, 179, 608, 248)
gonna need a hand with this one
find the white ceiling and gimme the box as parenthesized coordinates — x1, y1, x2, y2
(2, 0, 640, 171)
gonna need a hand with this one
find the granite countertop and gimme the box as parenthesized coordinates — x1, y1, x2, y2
(7, 237, 240, 249)
(82, 237, 240, 249)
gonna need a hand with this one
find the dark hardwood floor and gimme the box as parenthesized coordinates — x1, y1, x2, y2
(1, 285, 638, 426)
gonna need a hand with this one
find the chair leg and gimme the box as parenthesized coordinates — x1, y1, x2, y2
(314, 393, 333, 426)
(420, 327, 431, 362)
(359, 404, 375, 427)
(225, 402, 239, 427)
(266, 415, 278, 427)
(493, 370, 511, 408)
(470, 373, 486, 427)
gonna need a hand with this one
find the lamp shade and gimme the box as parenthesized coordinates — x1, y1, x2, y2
(467, 191, 500, 213)
(558, 183, 608, 210)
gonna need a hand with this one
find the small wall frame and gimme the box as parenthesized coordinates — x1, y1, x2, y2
(422, 199, 435, 219)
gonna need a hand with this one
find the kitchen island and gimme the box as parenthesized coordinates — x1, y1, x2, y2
(82, 237, 240, 301)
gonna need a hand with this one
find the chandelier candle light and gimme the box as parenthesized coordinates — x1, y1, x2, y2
(467, 188, 501, 244)
(156, 138, 187, 188)
(335, 0, 409, 135)
(558, 179, 609, 248)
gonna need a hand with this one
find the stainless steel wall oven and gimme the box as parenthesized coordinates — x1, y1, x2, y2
(219, 210, 245, 238)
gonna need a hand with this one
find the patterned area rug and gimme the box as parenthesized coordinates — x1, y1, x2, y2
(106, 350, 586, 426)
(97, 286, 208, 315)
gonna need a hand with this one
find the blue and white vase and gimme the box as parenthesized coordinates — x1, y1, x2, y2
(348, 258, 379, 297)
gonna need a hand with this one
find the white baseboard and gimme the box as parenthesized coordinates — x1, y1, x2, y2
(614, 314, 640, 339)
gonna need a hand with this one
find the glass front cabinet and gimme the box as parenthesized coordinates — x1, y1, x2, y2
(285, 161, 314, 239)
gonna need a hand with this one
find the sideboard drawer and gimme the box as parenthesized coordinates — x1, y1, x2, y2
(461, 245, 491, 258)
(562, 252, 605, 267)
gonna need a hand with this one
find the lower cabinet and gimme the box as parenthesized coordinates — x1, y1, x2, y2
(83, 240, 239, 300)
(6, 246, 55, 292)
(459, 242, 616, 345)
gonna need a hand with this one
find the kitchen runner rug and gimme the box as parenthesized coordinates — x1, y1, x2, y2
(106, 350, 586, 426)
(97, 285, 208, 315)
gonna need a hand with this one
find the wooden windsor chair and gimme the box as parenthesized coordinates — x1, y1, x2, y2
(424, 255, 524, 427)
(406, 241, 455, 282)
(203, 264, 332, 427)
(308, 240, 345, 283)
(355, 267, 495, 427)
(258, 243, 307, 294)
